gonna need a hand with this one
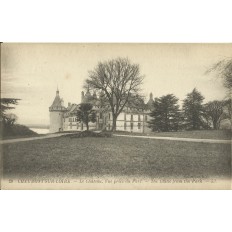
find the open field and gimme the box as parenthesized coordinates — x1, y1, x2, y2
(115, 130, 231, 140)
(2, 135, 231, 180)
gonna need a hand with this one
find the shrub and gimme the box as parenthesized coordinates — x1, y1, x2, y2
(66, 130, 112, 139)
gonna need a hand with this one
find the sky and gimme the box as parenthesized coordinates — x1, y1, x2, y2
(1, 43, 231, 126)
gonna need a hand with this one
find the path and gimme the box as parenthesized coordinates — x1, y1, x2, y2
(1, 133, 230, 145)
(0, 133, 69, 145)
(113, 134, 231, 144)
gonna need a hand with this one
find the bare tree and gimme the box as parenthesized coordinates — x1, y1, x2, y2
(85, 58, 144, 131)
(205, 59, 232, 125)
(206, 58, 232, 94)
(223, 98, 232, 119)
(204, 101, 224, 129)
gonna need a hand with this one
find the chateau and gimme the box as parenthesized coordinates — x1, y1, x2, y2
(49, 88, 154, 133)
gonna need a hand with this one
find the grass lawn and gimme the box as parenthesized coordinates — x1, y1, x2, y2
(115, 130, 231, 140)
(0, 134, 42, 140)
(2, 136, 231, 180)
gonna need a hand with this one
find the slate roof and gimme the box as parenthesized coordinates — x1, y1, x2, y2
(61, 90, 155, 116)
(49, 90, 66, 111)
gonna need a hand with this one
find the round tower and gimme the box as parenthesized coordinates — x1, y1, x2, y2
(49, 89, 66, 133)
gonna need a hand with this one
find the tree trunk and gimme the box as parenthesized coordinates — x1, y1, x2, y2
(213, 120, 217, 130)
(216, 119, 221, 130)
(86, 122, 89, 131)
(111, 116, 117, 132)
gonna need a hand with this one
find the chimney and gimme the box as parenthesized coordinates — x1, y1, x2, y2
(149, 92, 153, 100)
(68, 102, 71, 107)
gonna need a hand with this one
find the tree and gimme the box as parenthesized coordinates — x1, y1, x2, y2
(206, 58, 232, 93)
(85, 57, 144, 131)
(0, 98, 20, 126)
(217, 99, 232, 128)
(205, 58, 232, 127)
(183, 88, 206, 130)
(204, 100, 224, 129)
(0, 98, 20, 136)
(223, 98, 232, 119)
(149, 94, 181, 132)
(1, 98, 19, 119)
(4, 113, 18, 127)
(76, 103, 96, 131)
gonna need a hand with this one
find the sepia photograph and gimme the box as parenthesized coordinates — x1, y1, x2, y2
(0, 43, 231, 189)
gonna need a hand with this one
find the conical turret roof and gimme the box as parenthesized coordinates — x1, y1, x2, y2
(49, 89, 66, 111)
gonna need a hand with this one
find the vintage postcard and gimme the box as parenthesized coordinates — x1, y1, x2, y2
(0, 43, 231, 189)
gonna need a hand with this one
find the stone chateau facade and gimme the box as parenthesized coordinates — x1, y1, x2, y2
(49, 88, 154, 133)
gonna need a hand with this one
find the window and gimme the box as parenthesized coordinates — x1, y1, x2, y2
(70, 123, 72, 129)
(99, 113, 102, 119)
(131, 114, 133, 121)
(124, 122, 127, 130)
(131, 122, 133, 130)
(145, 115, 147, 122)
(138, 123, 141, 129)
(108, 124, 111, 130)
(138, 114, 141, 122)
(109, 113, 111, 120)
(81, 123, 83, 130)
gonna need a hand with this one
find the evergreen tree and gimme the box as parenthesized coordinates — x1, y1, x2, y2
(0, 98, 19, 122)
(183, 88, 206, 130)
(76, 103, 96, 131)
(0, 98, 20, 132)
(149, 94, 181, 132)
